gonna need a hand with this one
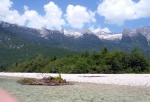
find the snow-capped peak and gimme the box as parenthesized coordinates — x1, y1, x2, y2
(97, 33, 122, 41)
(63, 29, 122, 40)
(63, 30, 82, 38)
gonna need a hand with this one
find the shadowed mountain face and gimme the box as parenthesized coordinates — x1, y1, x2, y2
(0, 21, 150, 56)
(0, 22, 74, 66)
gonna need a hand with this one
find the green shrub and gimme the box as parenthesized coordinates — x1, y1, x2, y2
(18, 78, 36, 85)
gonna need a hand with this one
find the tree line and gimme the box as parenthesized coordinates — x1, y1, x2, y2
(7, 47, 150, 73)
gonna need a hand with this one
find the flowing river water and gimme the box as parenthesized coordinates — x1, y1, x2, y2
(0, 76, 150, 102)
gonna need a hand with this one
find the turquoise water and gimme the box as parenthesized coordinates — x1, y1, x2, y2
(0, 76, 150, 102)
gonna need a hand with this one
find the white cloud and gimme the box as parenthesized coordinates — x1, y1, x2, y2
(24, 5, 28, 11)
(6, 10, 26, 25)
(0, 0, 65, 29)
(44, 2, 65, 29)
(97, 0, 150, 25)
(0, 0, 12, 16)
(101, 27, 111, 33)
(89, 26, 111, 33)
(65, 5, 96, 29)
(23, 8, 46, 28)
(136, 0, 150, 18)
(23, 2, 65, 29)
(0, 0, 25, 25)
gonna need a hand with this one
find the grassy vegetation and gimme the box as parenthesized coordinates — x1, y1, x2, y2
(17, 78, 36, 85)
(17, 74, 67, 86)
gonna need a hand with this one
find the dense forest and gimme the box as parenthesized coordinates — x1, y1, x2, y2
(6, 47, 150, 74)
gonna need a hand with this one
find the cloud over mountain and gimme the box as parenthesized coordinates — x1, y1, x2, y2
(97, 0, 150, 25)
(65, 5, 96, 29)
(0, 0, 105, 30)
(0, 0, 25, 25)
(0, 0, 65, 29)
(1, 0, 150, 33)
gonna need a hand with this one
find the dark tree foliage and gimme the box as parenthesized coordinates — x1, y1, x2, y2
(129, 48, 149, 72)
(7, 47, 150, 73)
(101, 46, 108, 54)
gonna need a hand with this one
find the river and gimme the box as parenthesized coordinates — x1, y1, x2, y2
(0, 76, 150, 102)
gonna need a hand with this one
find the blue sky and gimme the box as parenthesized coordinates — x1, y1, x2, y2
(0, 0, 150, 33)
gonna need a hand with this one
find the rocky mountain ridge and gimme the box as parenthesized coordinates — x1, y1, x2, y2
(0, 21, 150, 54)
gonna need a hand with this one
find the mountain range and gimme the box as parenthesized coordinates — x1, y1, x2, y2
(0, 21, 150, 65)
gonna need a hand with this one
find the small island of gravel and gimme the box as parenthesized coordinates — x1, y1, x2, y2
(17, 74, 67, 86)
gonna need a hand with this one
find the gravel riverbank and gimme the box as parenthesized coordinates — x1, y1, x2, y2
(0, 72, 150, 86)
(0, 75, 150, 102)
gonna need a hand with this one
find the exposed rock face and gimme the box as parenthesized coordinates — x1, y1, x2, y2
(122, 27, 150, 43)
(136, 26, 150, 42)
(122, 29, 136, 37)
